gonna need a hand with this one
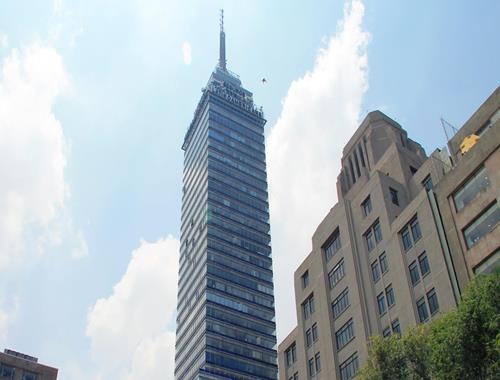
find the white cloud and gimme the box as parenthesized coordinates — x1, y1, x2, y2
(267, 0, 369, 339)
(86, 236, 179, 379)
(53, 0, 63, 14)
(0, 42, 75, 268)
(182, 42, 192, 65)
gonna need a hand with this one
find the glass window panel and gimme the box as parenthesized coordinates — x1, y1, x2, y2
(329, 259, 345, 289)
(417, 297, 429, 322)
(386, 284, 395, 307)
(411, 218, 422, 241)
(427, 288, 439, 315)
(379, 252, 389, 273)
(402, 228, 412, 251)
(390, 187, 399, 206)
(332, 288, 350, 319)
(377, 292, 387, 315)
(371, 261, 381, 283)
(463, 202, 500, 248)
(454, 166, 491, 211)
(325, 229, 342, 261)
(418, 252, 430, 276)
(409, 261, 420, 285)
(374, 220, 383, 243)
(391, 319, 401, 335)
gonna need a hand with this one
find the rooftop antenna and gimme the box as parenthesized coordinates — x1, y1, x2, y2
(219, 9, 227, 71)
(441, 117, 459, 143)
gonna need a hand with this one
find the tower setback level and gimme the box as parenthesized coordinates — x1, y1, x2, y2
(175, 12, 278, 380)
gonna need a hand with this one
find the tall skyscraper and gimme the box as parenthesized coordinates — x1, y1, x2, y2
(175, 12, 278, 380)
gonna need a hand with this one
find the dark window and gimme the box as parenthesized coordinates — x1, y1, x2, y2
(339, 353, 359, 380)
(358, 145, 366, 167)
(332, 288, 350, 319)
(349, 156, 356, 184)
(22, 372, 38, 380)
(409, 260, 420, 285)
(379, 252, 389, 273)
(362, 196, 372, 217)
(422, 175, 433, 191)
(312, 323, 318, 342)
(293, 372, 298, 380)
(302, 270, 309, 288)
(390, 187, 399, 206)
(417, 297, 429, 322)
(354, 152, 361, 177)
(401, 215, 421, 251)
(383, 326, 392, 337)
(427, 288, 439, 315)
(371, 260, 381, 283)
(366, 230, 375, 252)
(308, 358, 315, 376)
(302, 294, 315, 320)
(418, 252, 430, 276)
(453, 166, 491, 211)
(377, 292, 387, 315)
(0, 364, 15, 379)
(402, 228, 412, 251)
(336, 318, 355, 350)
(463, 202, 500, 249)
(286, 343, 297, 366)
(410, 166, 418, 175)
(329, 259, 345, 289)
(365, 219, 382, 252)
(325, 229, 342, 261)
(315, 352, 321, 372)
(410, 218, 422, 241)
(391, 319, 401, 334)
(386, 284, 395, 307)
(374, 220, 383, 243)
(306, 328, 312, 347)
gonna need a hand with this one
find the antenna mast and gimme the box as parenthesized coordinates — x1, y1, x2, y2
(219, 9, 227, 71)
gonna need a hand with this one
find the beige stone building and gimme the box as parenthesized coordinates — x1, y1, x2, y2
(277, 92, 500, 379)
(0, 349, 58, 380)
(434, 86, 500, 284)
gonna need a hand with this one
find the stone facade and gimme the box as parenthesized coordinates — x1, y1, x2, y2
(277, 103, 496, 379)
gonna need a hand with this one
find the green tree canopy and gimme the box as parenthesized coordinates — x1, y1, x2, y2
(359, 272, 500, 380)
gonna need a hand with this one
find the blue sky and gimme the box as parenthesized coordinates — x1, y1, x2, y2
(0, 0, 498, 378)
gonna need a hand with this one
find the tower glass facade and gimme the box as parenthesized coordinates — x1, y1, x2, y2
(175, 19, 277, 380)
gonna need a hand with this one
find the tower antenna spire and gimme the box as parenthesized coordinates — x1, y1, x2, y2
(219, 9, 227, 70)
